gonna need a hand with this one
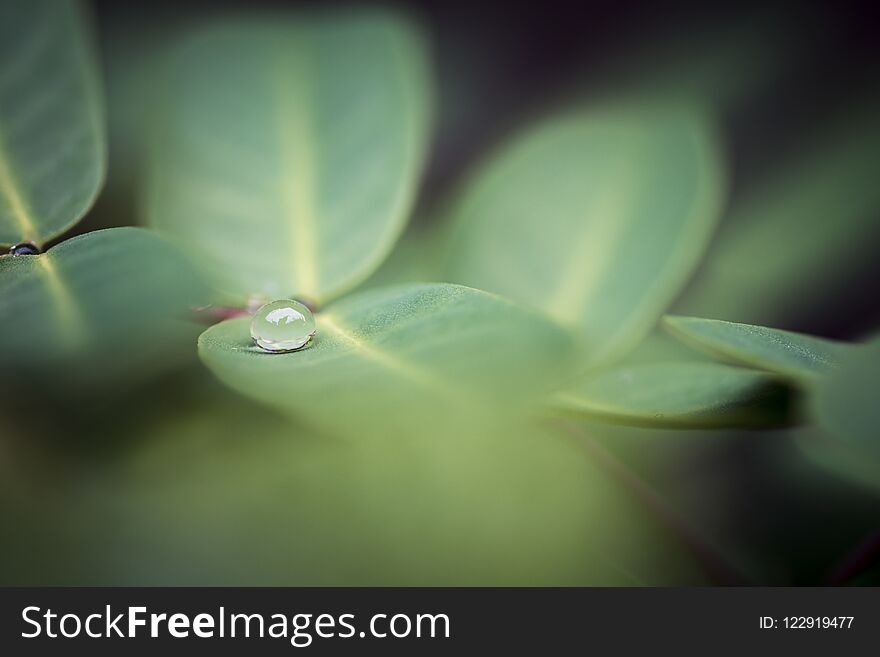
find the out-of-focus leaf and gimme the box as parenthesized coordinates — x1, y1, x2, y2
(92, 13, 173, 213)
(443, 102, 725, 365)
(586, 15, 797, 112)
(604, 330, 716, 366)
(0, 0, 105, 246)
(664, 316, 849, 382)
(354, 224, 442, 292)
(793, 428, 880, 497)
(554, 362, 794, 428)
(17, 390, 706, 585)
(145, 12, 431, 305)
(199, 283, 575, 435)
(0, 227, 207, 386)
(677, 103, 880, 326)
(812, 336, 880, 461)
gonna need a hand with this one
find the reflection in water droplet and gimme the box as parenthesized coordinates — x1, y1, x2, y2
(250, 299, 316, 353)
(8, 242, 41, 256)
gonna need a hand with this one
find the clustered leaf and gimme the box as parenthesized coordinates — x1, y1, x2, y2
(142, 13, 874, 447)
(1, 1, 878, 587)
(0, 1, 208, 389)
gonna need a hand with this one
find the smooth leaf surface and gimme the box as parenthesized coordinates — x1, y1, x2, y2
(677, 101, 880, 326)
(0, 0, 105, 246)
(145, 12, 431, 304)
(355, 224, 442, 292)
(0, 227, 207, 386)
(604, 330, 716, 366)
(443, 102, 724, 364)
(554, 362, 794, 428)
(664, 316, 849, 382)
(812, 336, 880, 459)
(199, 283, 575, 435)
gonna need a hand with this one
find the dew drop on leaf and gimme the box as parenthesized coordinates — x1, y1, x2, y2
(250, 299, 316, 353)
(7, 242, 41, 256)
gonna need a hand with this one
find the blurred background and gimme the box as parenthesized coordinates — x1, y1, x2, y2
(1, 0, 878, 585)
(85, 0, 880, 333)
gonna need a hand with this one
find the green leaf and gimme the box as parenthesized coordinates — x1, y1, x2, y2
(0, 0, 105, 247)
(554, 362, 794, 428)
(677, 102, 880, 326)
(663, 316, 849, 382)
(812, 336, 880, 459)
(32, 391, 705, 585)
(199, 283, 576, 435)
(443, 102, 725, 365)
(603, 330, 716, 366)
(354, 224, 442, 292)
(145, 12, 431, 305)
(0, 227, 207, 387)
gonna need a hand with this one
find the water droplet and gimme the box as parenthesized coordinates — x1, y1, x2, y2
(8, 242, 41, 256)
(250, 299, 316, 353)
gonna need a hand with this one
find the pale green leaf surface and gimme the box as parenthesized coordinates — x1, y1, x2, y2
(605, 330, 716, 366)
(0, 0, 105, 246)
(354, 224, 443, 292)
(199, 283, 576, 435)
(0, 227, 208, 385)
(664, 316, 849, 382)
(554, 362, 793, 428)
(443, 102, 725, 365)
(812, 337, 880, 460)
(145, 12, 431, 304)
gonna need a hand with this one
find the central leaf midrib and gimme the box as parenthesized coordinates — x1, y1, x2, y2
(0, 125, 38, 243)
(273, 35, 319, 299)
(543, 140, 641, 325)
(320, 313, 466, 404)
(37, 254, 86, 348)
